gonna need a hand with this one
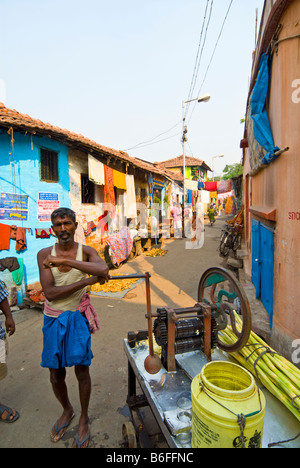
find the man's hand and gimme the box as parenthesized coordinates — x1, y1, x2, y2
(5, 316, 15, 336)
(43, 255, 65, 269)
(86, 275, 108, 286)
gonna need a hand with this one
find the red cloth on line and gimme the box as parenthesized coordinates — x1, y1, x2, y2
(0, 223, 11, 250)
(204, 181, 218, 192)
(104, 166, 116, 207)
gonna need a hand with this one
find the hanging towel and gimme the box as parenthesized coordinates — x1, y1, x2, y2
(125, 174, 137, 219)
(0, 224, 11, 250)
(104, 166, 116, 207)
(112, 169, 127, 190)
(88, 154, 105, 185)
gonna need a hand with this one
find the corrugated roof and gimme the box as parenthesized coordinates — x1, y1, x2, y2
(0, 102, 168, 178)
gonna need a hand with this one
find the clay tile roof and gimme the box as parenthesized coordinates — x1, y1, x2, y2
(158, 155, 212, 172)
(0, 102, 167, 177)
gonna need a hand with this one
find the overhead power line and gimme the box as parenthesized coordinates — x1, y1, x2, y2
(186, 0, 214, 116)
(123, 2, 214, 154)
(123, 0, 234, 154)
(123, 121, 182, 152)
(187, 0, 234, 123)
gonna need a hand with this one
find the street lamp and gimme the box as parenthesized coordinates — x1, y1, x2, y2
(181, 93, 210, 238)
(182, 93, 211, 204)
(212, 154, 225, 181)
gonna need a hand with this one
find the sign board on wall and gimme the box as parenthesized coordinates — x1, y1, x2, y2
(37, 192, 60, 222)
(0, 193, 29, 221)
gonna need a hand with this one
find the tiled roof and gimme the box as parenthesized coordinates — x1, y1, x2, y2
(158, 155, 212, 172)
(0, 102, 168, 177)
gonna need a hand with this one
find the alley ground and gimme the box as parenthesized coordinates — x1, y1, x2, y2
(0, 215, 270, 449)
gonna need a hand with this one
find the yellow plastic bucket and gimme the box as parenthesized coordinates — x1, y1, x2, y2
(191, 361, 265, 448)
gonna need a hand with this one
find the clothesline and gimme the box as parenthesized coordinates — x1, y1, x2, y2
(0, 224, 33, 252)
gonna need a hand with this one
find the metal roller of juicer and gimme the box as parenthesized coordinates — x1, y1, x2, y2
(151, 267, 252, 373)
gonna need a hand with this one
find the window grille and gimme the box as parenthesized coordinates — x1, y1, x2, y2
(81, 174, 95, 204)
(40, 149, 59, 182)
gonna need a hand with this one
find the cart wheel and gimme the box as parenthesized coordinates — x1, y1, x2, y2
(121, 422, 137, 448)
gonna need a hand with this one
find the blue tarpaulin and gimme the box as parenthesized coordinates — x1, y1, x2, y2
(250, 53, 280, 166)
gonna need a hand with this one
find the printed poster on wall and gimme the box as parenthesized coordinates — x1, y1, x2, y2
(0, 192, 29, 221)
(37, 192, 60, 222)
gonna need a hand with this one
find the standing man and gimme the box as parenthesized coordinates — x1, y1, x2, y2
(37, 208, 109, 448)
(0, 279, 19, 423)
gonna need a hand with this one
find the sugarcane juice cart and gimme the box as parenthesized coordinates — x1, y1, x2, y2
(120, 268, 300, 449)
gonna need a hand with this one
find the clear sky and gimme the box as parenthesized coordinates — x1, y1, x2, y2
(0, 0, 264, 177)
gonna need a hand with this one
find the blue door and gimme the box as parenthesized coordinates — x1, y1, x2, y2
(251, 220, 274, 327)
(251, 219, 261, 298)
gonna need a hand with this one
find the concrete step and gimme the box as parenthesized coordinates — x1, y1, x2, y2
(236, 249, 248, 259)
(227, 257, 243, 269)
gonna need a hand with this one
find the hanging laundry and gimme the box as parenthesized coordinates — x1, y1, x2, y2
(104, 166, 116, 207)
(10, 225, 17, 240)
(74, 223, 86, 245)
(12, 258, 23, 286)
(204, 181, 218, 192)
(125, 174, 137, 219)
(153, 179, 165, 189)
(148, 174, 154, 204)
(98, 213, 109, 236)
(198, 181, 205, 190)
(16, 227, 28, 251)
(112, 169, 127, 190)
(84, 223, 92, 237)
(106, 227, 133, 266)
(218, 190, 235, 202)
(185, 180, 199, 191)
(0, 257, 20, 272)
(199, 190, 211, 204)
(225, 197, 234, 214)
(88, 154, 105, 185)
(217, 179, 232, 194)
(187, 190, 193, 205)
(35, 228, 52, 239)
(0, 223, 11, 250)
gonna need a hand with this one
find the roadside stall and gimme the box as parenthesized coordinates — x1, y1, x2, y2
(120, 268, 300, 449)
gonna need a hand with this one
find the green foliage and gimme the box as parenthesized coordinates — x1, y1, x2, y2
(222, 163, 243, 180)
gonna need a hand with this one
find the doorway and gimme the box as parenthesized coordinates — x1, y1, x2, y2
(251, 219, 275, 327)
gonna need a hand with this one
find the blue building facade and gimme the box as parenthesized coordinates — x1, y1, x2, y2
(0, 128, 71, 302)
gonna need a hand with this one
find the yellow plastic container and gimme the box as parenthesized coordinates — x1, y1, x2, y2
(191, 361, 266, 448)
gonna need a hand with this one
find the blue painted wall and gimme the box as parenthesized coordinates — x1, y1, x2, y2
(0, 129, 71, 294)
